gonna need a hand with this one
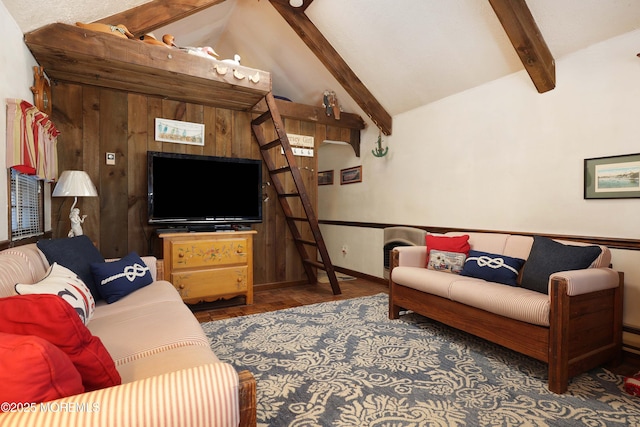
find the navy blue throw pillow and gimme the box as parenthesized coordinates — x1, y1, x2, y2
(37, 235, 105, 300)
(520, 236, 602, 294)
(90, 252, 153, 304)
(460, 250, 525, 286)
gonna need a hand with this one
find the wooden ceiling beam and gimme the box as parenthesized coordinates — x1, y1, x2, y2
(95, 0, 227, 38)
(489, 0, 555, 93)
(269, 0, 392, 135)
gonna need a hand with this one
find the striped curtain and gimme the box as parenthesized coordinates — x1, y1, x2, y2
(5, 99, 59, 181)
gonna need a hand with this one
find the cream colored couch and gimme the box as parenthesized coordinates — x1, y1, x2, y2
(389, 232, 624, 394)
(0, 243, 256, 427)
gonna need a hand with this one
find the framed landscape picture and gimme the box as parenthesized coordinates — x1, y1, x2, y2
(318, 170, 334, 185)
(340, 166, 362, 185)
(584, 153, 640, 199)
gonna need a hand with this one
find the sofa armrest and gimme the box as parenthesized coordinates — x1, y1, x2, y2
(392, 246, 427, 269)
(550, 267, 621, 296)
(0, 363, 244, 427)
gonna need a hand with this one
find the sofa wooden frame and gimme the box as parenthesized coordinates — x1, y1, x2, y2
(388, 250, 624, 394)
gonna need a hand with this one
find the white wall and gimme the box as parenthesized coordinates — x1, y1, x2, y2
(1, 4, 48, 240)
(320, 30, 640, 329)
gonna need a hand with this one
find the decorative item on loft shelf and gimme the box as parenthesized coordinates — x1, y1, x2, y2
(52, 171, 98, 238)
(584, 153, 640, 199)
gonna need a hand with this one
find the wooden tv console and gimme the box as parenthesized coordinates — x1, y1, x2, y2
(160, 230, 256, 305)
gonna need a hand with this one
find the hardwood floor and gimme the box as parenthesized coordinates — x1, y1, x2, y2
(190, 277, 389, 323)
(188, 276, 640, 379)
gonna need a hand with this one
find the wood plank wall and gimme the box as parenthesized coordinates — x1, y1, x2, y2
(50, 82, 339, 287)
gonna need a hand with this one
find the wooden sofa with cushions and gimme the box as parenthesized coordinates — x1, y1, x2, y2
(0, 237, 256, 427)
(389, 231, 624, 394)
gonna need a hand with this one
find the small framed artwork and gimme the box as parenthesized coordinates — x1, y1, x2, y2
(155, 118, 205, 146)
(340, 165, 362, 185)
(318, 170, 334, 185)
(584, 153, 640, 199)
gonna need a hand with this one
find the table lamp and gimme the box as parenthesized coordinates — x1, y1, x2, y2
(52, 170, 98, 237)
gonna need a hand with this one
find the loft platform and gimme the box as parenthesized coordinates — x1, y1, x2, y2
(24, 23, 272, 111)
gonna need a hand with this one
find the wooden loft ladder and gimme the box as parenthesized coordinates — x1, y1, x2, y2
(251, 92, 341, 295)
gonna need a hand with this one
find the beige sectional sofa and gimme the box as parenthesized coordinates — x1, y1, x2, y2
(0, 242, 255, 426)
(389, 231, 624, 394)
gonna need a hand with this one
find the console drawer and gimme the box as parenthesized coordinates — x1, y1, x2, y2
(169, 237, 250, 270)
(172, 266, 249, 301)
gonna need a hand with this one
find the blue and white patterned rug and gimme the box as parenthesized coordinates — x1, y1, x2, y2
(201, 293, 640, 426)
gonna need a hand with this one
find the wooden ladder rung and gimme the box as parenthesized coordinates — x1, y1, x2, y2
(295, 238, 318, 247)
(252, 111, 272, 126)
(303, 259, 325, 269)
(270, 166, 291, 175)
(279, 193, 300, 198)
(286, 216, 309, 222)
(260, 138, 282, 151)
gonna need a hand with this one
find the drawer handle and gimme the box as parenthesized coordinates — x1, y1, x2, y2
(179, 284, 185, 289)
(237, 277, 243, 283)
(178, 252, 185, 258)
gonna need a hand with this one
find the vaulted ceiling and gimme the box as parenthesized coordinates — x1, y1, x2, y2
(5, 0, 640, 134)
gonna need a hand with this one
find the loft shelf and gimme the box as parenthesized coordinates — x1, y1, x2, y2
(24, 23, 272, 111)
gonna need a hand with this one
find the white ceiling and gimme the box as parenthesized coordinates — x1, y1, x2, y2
(5, 0, 640, 127)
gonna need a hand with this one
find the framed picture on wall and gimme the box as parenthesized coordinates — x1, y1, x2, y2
(584, 153, 640, 199)
(318, 170, 334, 185)
(155, 118, 205, 146)
(340, 166, 362, 185)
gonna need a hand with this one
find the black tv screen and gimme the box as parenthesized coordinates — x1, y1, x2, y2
(148, 151, 262, 227)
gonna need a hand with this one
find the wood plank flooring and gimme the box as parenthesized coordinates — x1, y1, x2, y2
(188, 277, 640, 379)
(191, 278, 388, 323)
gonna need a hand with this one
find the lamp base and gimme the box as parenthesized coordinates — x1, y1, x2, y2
(67, 197, 88, 238)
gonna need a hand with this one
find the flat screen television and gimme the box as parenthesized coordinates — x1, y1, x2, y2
(147, 151, 262, 228)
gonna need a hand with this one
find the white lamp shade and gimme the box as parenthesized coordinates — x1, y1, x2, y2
(289, 0, 303, 6)
(52, 171, 98, 197)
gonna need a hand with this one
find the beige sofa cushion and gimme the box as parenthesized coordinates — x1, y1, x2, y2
(89, 299, 210, 365)
(91, 280, 182, 320)
(449, 280, 550, 326)
(392, 266, 485, 299)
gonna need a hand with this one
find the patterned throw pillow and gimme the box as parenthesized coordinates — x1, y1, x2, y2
(427, 250, 466, 274)
(15, 262, 96, 325)
(425, 234, 470, 268)
(460, 250, 526, 286)
(90, 252, 153, 304)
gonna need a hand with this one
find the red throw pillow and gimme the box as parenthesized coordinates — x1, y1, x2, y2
(425, 234, 471, 267)
(0, 294, 121, 392)
(0, 332, 84, 407)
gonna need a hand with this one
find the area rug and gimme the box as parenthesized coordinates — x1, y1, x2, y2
(201, 293, 640, 426)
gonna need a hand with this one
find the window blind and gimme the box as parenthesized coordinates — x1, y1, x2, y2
(10, 168, 43, 240)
